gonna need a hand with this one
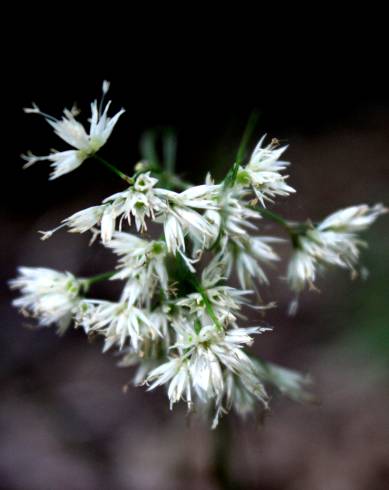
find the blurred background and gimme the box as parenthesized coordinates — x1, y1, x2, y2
(1, 27, 389, 490)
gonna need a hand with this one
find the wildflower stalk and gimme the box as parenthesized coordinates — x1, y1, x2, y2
(254, 205, 302, 246)
(193, 281, 224, 333)
(14, 81, 386, 429)
(94, 155, 133, 184)
(256, 206, 290, 228)
(82, 270, 116, 290)
(176, 254, 224, 332)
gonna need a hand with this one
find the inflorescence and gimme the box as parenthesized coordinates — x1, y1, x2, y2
(11, 82, 387, 428)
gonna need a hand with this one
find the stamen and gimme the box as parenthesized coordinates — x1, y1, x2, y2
(99, 80, 111, 115)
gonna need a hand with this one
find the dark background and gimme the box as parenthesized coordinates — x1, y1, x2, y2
(1, 25, 389, 490)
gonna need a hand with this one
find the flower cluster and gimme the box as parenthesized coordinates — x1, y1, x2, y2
(10, 267, 82, 333)
(287, 203, 387, 292)
(22, 81, 124, 180)
(11, 83, 386, 427)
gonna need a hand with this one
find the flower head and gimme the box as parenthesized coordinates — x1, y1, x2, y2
(147, 358, 193, 409)
(106, 232, 169, 299)
(147, 323, 270, 414)
(103, 173, 165, 233)
(318, 203, 387, 233)
(205, 187, 259, 240)
(220, 235, 281, 289)
(10, 267, 81, 332)
(287, 203, 387, 291)
(237, 136, 295, 206)
(77, 299, 156, 352)
(22, 82, 124, 179)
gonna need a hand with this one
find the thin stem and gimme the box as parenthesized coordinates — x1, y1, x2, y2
(83, 270, 116, 288)
(251, 205, 305, 249)
(187, 277, 223, 332)
(93, 155, 133, 184)
(176, 254, 223, 332)
(195, 283, 224, 333)
(256, 206, 316, 250)
(255, 206, 291, 230)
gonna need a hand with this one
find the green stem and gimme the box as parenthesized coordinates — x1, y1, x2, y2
(176, 254, 223, 332)
(82, 270, 116, 289)
(94, 155, 133, 184)
(253, 205, 305, 248)
(255, 206, 291, 229)
(195, 282, 224, 332)
(251, 206, 317, 251)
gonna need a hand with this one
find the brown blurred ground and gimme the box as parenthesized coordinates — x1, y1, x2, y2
(1, 109, 389, 490)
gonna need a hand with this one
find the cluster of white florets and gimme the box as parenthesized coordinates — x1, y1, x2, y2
(11, 82, 386, 427)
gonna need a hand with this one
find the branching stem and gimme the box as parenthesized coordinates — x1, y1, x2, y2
(94, 155, 133, 184)
(82, 271, 116, 290)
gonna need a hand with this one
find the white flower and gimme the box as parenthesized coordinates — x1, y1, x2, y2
(163, 213, 186, 254)
(154, 185, 221, 255)
(237, 136, 295, 206)
(148, 323, 270, 413)
(149, 307, 171, 347)
(41, 203, 117, 243)
(22, 149, 86, 180)
(221, 235, 281, 289)
(155, 184, 221, 210)
(106, 232, 168, 290)
(205, 188, 259, 243)
(100, 204, 117, 243)
(78, 299, 156, 352)
(46, 173, 165, 242)
(202, 189, 282, 288)
(287, 248, 317, 292)
(203, 326, 269, 374)
(119, 308, 172, 384)
(63, 205, 106, 234)
(318, 203, 387, 233)
(10, 267, 81, 332)
(176, 286, 252, 326)
(162, 206, 218, 256)
(103, 173, 165, 233)
(147, 358, 193, 409)
(287, 203, 387, 291)
(200, 254, 229, 288)
(22, 82, 124, 179)
(214, 187, 262, 237)
(111, 239, 168, 303)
